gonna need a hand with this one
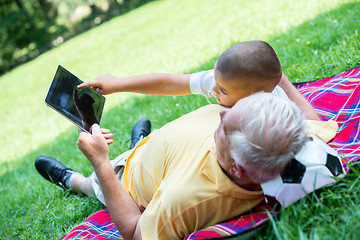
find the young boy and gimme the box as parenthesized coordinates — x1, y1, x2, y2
(78, 40, 319, 120)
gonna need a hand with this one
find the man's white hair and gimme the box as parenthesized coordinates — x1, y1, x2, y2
(229, 92, 308, 184)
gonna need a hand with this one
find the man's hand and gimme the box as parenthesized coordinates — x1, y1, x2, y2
(77, 74, 119, 95)
(77, 124, 113, 167)
(78, 124, 142, 240)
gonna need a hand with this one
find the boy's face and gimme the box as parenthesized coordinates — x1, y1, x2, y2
(212, 70, 251, 107)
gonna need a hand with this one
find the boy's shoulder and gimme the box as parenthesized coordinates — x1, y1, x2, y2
(190, 70, 214, 97)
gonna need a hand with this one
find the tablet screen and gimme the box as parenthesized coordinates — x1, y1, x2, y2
(45, 65, 105, 132)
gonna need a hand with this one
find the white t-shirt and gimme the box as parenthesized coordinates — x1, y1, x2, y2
(189, 69, 290, 101)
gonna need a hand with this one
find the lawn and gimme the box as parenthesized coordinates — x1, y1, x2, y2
(0, 0, 359, 239)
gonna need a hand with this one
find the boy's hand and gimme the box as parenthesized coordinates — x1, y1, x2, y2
(78, 73, 192, 96)
(100, 128, 114, 145)
(77, 124, 112, 167)
(77, 74, 119, 95)
(77, 127, 114, 145)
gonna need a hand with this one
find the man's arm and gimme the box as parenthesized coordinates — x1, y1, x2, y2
(278, 73, 320, 120)
(78, 73, 192, 96)
(77, 124, 142, 240)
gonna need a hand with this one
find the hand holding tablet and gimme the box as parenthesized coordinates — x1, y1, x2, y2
(45, 65, 106, 133)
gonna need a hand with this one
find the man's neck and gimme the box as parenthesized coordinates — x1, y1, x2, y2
(221, 167, 261, 191)
(238, 180, 261, 191)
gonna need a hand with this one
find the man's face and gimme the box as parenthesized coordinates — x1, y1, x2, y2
(214, 101, 244, 173)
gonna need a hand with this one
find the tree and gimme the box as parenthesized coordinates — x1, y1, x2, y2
(14, 0, 36, 31)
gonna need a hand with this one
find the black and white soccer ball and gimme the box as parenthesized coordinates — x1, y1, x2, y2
(260, 136, 346, 207)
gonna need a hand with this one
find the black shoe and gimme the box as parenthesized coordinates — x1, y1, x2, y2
(35, 156, 78, 189)
(130, 118, 151, 149)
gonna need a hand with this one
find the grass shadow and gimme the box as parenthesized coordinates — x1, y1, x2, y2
(269, 2, 360, 82)
(185, 2, 360, 83)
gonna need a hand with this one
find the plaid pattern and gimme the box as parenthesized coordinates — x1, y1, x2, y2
(61, 66, 360, 240)
(184, 202, 277, 240)
(61, 203, 277, 240)
(61, 209, 122, 240)
(296, 66, 360, 169)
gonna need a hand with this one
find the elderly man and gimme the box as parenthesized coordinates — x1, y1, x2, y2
(35, 92, 307, 240)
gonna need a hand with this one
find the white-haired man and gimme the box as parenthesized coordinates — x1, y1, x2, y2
(35, 92, 307, 240)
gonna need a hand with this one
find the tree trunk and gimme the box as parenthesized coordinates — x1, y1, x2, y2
(14, 0, 36, 31)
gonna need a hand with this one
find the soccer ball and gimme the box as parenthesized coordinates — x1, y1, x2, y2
(260, 136, 346, 207)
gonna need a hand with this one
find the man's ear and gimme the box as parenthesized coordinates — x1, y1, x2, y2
(229, 162, 245, 179)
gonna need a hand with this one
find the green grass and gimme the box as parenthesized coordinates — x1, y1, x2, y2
(0, 0, 359, 239)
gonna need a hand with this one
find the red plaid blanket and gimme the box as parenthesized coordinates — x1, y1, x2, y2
(61, 66, 360, 240)
(296, 66, 360, 169)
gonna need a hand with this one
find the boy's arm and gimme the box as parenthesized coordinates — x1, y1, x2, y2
(278, 73, 320, 120)
(77, 124, 142, 240)
(78, 73, 192, 96)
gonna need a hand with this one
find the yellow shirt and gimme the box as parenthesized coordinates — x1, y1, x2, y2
(123, 104, 264, 239)
(307, 120, 338, 143)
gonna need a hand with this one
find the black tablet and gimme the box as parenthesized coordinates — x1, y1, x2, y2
(45, 65, 105, 132)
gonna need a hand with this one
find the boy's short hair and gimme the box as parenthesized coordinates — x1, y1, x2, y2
(215, 40, 282, 90)
(229, 92, 307, 184)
